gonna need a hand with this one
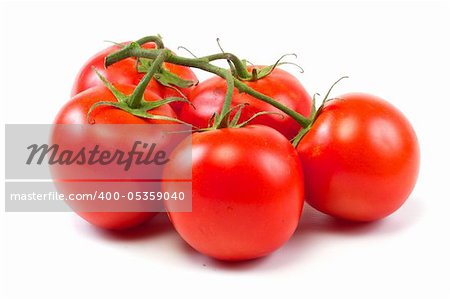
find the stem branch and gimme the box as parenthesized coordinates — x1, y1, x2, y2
(215, 70, 235, 127)
(233, 80, 310, 127)
(106, 47, 312, 128)
(136, 35, 165, 49)
(200, 53, 252, 80)
(128, 50, 169, 109)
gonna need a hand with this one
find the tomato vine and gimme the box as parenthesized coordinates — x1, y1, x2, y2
(105, 36, 312, 131)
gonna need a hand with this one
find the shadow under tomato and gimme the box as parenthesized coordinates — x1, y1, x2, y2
(177, 197, 424, 271)
(267, 197, 425, 268)
(72, 212, 175, 242)
(297, 197, 424, 237)
(296, 204, 384, 236)
(71, 196, 424, 271)
(176, 239, 273, 271)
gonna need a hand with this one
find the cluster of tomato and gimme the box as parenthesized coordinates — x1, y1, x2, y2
(54, 38, 420, 261)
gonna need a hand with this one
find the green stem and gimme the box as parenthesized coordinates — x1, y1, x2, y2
(128, 50, 169, 109)
(106, 47, 312, 128)
(215, 70, 235, 127)
(201, 53, 252, 80)
(107, 49, 252, 79)
(106, 43, 159, 68)
(233, 80, 310, 127)
(136, 35, 165, 48)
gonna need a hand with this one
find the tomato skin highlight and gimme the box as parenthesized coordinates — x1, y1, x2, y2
(163, 125, 304, 261)
(297, 93, 420, 222)
(71, 43, 198, 114)
(53, 84, 176, 230)
(179, 67, 312, 139)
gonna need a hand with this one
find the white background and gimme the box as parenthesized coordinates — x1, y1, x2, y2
(1, 0, 449, 298)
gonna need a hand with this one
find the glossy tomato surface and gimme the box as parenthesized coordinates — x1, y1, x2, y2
(71, 43, 198, 114)
(297, 93, 420, 221)
(163, 125, 304, 261)
(179, 67, 311, 139)
(53, 84, 176, 230)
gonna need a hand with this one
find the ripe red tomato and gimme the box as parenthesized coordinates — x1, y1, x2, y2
(178, 67, 312, 139)
(163, 125, 304, 261)
(71, 43, 198, 114)
(53, 84, 177, 230)
(297, 93, 420, 221)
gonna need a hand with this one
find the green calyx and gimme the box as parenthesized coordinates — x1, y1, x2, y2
(207, 103, 283, 130)
(291, 76, 349, 147)
(87, 97, 190, 124)
(86, 52, 191, 126)
(240, 53, 304, 82)
(137, 57, 198, 97)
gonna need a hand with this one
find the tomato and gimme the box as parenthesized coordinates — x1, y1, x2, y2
(163, 125, 304, 261)
(71, 43, 198, 114)
(53, 84, 177, 230)
(296, 93, 420, 221)
(179, 67, 312, 139)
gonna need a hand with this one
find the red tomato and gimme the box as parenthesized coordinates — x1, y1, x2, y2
(53, 84, 177, 230)
(163, 125, 304, 261)
(179, 67, 312, 139)
(71, 43, 198, 114)
(297, 93, 420, 221)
